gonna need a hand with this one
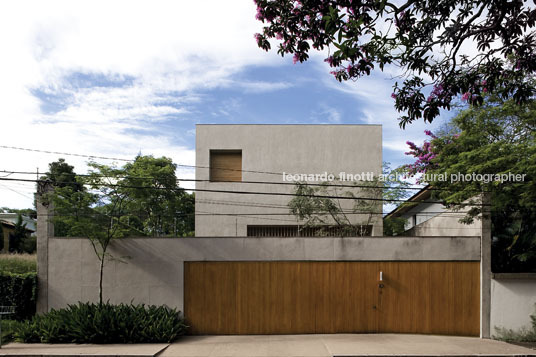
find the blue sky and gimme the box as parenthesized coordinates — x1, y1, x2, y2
(0, 1, 454, 209)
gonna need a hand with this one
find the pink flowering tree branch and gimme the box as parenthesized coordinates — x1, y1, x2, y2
(254, 0, 536, 127)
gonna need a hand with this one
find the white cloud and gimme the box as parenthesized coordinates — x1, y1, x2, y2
(310, 103, 342, 124)
(0, 0, 288, 208)
(312, 60, 447, 168)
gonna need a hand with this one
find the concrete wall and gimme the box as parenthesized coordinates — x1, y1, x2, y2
(44, 236, 480, 312)
(400, 202, 482, 237)
(491, 274, 536, 334)
(195, 125, 383, 237)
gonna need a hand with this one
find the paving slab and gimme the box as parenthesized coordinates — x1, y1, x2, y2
(1, 335, 535, 357)
(160, 334, 536, 357)
(0, 343, 168, 357)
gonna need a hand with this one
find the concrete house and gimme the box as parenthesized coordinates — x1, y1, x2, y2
(195, 124, 383, 237)
(384, 186, 482, 236)
(38, 123, 536, 339)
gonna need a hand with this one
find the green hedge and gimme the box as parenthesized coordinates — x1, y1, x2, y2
(0, 272, 37, 321)
(15, 302, 188, 344)
(0, 256, 36, 274)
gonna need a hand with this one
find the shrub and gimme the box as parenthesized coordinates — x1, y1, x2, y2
(0, 254, 37, 274)
(0, 272, 37, 321)
(15, 302, 188, 343)
(0, 320, 26, 346)
(494, 304, 536, 342)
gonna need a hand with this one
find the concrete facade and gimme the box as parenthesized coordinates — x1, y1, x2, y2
(195, 125, 383, 237)
(491, 274, 536, 334)
(43, 236, 480, 312)
(399, 202, 482, 237)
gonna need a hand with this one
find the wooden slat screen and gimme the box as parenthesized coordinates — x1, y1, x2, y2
(209, 150, 242, 182)
(184, 261, 480, 336)
(247, 225, 373, 237)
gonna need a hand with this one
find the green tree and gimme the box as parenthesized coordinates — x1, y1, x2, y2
(404, 97, 536, 272)
(42, 159, 85, 236)
(46, 156, 196, 302)
(120, 155, 193, 237)
(288, 163, 411, 236)
(8, 214, 30, 253)
(42, 158, 84, 192)
(254, 0, 536, 126)
(48, 162, 133, 304)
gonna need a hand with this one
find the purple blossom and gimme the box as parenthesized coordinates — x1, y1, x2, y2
(391, 93, 397, 99)
(255, 7, 263, 20)
(431, 83, 443, 96)
(324, 56, 334, 66)
(254, 33, 262, 42)
(276, 33, 283, 40)
(424, 130, 437, 139)
(293, 53, 300, 64)
(461, 92, 470, 101)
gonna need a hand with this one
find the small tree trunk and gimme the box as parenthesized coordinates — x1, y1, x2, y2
(99, 256, 104, 305)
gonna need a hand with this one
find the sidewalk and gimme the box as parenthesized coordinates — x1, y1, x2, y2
(0, 343, 168, 357)
(160, 334, 536, 357)
(1, 334, 535, 357)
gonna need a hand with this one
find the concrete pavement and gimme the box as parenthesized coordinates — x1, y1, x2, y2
(1, 334, 535, 357)
(160, 334, 536, 357)
(0, 343, 168, 357)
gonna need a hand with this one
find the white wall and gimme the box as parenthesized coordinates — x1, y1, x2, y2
(491, 275, 536, 334)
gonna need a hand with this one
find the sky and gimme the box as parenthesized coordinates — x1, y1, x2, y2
(0, 0, 454, 209)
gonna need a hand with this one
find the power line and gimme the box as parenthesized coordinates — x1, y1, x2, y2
(0, 180, 484, 214)
(0, 184, 34, 200)
(0, 145, 133, 162)
(0, 146, 281, 176)
(0, 176, 490, 205)
(39, 211, 476, 217)
(0, 146, 437, 186)
(0, 169, 484, 193)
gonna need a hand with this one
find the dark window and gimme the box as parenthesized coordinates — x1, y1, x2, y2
(247, 225, 373, 237)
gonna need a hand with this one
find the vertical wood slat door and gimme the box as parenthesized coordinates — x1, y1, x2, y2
(184, 261, 479, 336)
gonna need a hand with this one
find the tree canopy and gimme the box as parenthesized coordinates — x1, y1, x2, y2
(41, 158, 84, 192)
(404, 96, 536, 272)
(46, 156, 195, 238)
(288, 162, 411, 236)
(254, 0, 536, 127)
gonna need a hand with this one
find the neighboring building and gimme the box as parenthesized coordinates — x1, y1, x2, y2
(0, 213, 37, 232)
(0, 213, 36, 253)
(195, 124, 383, 237)
(384, 186, 481, 236)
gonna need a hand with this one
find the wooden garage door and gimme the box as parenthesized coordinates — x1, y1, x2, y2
(184, 261, 480, 336)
